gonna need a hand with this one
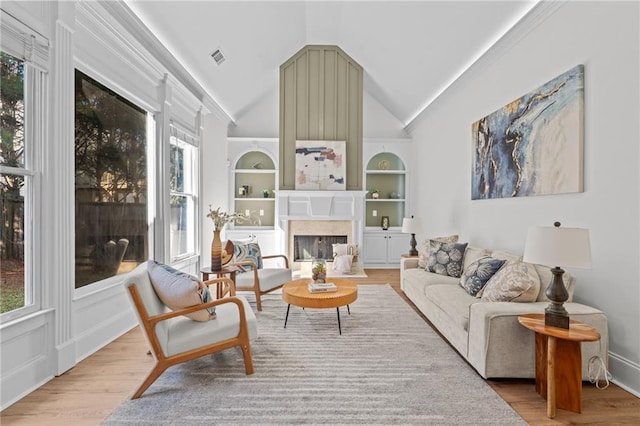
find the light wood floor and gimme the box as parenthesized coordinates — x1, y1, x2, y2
(2, 269, 639, 425)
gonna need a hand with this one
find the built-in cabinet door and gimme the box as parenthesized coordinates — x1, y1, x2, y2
(362, 234, 389, 264)
(362, 231, 409, 267)
(387, 233, 410, 260)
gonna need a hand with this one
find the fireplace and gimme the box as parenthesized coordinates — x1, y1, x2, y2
(293, 235, 347, 261)
(276, 190, 366, 269)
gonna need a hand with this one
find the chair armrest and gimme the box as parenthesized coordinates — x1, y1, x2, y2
(262, 254, 290, 268)
(203, 277, 236, 296)
(401, 257, 419, 270)
(147, 296, 249, 326)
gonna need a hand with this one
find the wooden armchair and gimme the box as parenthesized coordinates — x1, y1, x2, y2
(125, 262, 257, 399)
(231, 253, 292, 311)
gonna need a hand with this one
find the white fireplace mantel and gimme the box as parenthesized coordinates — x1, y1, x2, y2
(276, 190, 366, 249)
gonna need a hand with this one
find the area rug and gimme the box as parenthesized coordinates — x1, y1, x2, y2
(104, 285, 525, 425)
(293, 262, 368, 279)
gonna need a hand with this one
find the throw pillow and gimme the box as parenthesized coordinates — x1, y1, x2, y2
(459, 256, 506, 296)
(462, 246, 491, 272)
(427, 241, 468, 278)
(233, 242, 263, 271)
(333, 243, 359, 262)
(480, 260, 541, 302)
(147, 260, 215, 321)
(332, 254, 353, 273)
(418, 234, 459, 269)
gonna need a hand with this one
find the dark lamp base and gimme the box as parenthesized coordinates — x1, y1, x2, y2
(408, 233, 418, 256)
(545, 310, 570, 329)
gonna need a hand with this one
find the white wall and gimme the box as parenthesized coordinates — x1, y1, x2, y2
(408, 1, 640, 396)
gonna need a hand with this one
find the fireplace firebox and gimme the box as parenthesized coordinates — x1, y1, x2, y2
(293, 235, 347, 261)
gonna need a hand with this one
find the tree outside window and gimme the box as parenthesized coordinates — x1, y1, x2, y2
(74, 70, 149, 288)
(0, 52, 27, 314)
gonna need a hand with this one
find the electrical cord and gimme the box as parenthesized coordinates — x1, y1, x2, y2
(588, 355, 611, 389)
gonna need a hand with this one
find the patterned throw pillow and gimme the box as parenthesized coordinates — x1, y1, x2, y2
(459, 256, 506, 296)
(233, 242, 263, 271)
(427, 241, 468, 278)
(418, 235, 459, 269)
(480, 261, 541, 302)
(147, 260, 215, 321)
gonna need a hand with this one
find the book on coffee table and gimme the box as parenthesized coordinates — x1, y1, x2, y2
(308, 282, 338, 293)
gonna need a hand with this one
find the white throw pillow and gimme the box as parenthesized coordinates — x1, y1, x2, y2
(147, 260, 216, 321)
(332, 254, 353, 273)
(333, 243, 358, 262)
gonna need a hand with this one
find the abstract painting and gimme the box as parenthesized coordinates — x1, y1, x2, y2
(472, 65, 584, 200)
(295, 140, 346, 190)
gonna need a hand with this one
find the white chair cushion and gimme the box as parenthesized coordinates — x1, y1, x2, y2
(235, 268, 292, 292)
(164, 296, 257, 357)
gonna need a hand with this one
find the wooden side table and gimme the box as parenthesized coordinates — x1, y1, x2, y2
(201, 266, 239, 298)
(518, 313, 600, 418)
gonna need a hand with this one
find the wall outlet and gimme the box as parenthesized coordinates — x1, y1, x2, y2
(259, 209, 264, 216)
(245, 209, 250, 217)
(372, 210, 377, 217)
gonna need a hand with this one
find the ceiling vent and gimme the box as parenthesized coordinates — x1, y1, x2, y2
(211, 48, 225, 66)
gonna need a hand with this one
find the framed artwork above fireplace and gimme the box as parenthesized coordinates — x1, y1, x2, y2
(295, 140, 346, 190)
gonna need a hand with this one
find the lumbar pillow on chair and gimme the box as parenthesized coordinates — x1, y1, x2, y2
(332, 254, 353, 274)
(147, 260, 216, 321)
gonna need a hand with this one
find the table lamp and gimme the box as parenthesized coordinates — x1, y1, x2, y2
(402, 216, 423, 256)
(523, 221, 592, 329)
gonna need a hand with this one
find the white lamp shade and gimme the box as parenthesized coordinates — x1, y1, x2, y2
(402, 217, 423, 234)
(523, 226, 592, 269)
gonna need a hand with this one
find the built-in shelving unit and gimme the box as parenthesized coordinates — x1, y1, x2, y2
(233, 151, 276, 228)
(365, 152, 406, 228)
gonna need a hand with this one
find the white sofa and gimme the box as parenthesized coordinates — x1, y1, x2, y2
(400, 246, 608, 379)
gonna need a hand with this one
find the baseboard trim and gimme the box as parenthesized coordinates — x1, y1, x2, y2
(56, 339, 76, 375)
(608, 351, 640, 398)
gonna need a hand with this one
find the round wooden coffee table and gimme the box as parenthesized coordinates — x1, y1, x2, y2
(282, 278, 358, 334)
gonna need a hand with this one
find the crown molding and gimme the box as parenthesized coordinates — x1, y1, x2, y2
(405, 0, 567, 133)
(98, 1, 233, 125)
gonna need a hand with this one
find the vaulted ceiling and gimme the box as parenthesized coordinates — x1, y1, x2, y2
(126, 0, 537, 127)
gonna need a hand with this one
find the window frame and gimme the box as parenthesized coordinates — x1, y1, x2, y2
(0, 29, 47, 321)
(168, 124, 199, 262)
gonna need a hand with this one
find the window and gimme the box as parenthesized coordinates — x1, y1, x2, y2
(0, 52, 29, 314)
(74, 70, 149, 288)
(169, 128, 197, 261)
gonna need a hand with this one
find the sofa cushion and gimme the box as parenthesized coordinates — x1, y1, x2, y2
(418, 234, 459, 269)
(490, 250, 523, 262)
(459, 256, 506, 296)
(425, 284, 478, 331)
(480, 260, 540, 302)
(147, 260, 216, 321)
(462, 246, 491, 272)
(427, 241, 468, 278)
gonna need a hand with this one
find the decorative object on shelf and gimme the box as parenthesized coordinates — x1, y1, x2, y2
(295, 140, 346, 190)
(523, 221, 592, 329)
(472, 65, 584, 200)
(251, 161, 262, 169)
(311, 260, 327, 283)
(381, 216, 390, 230)
(389, 191, 401, 199)
(371, 188, 379, 199)
(378, 159, 390, 170)
(206, 205, 247, 271)
(262, 189, 270, 198)
(402, 216, 423, 256)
